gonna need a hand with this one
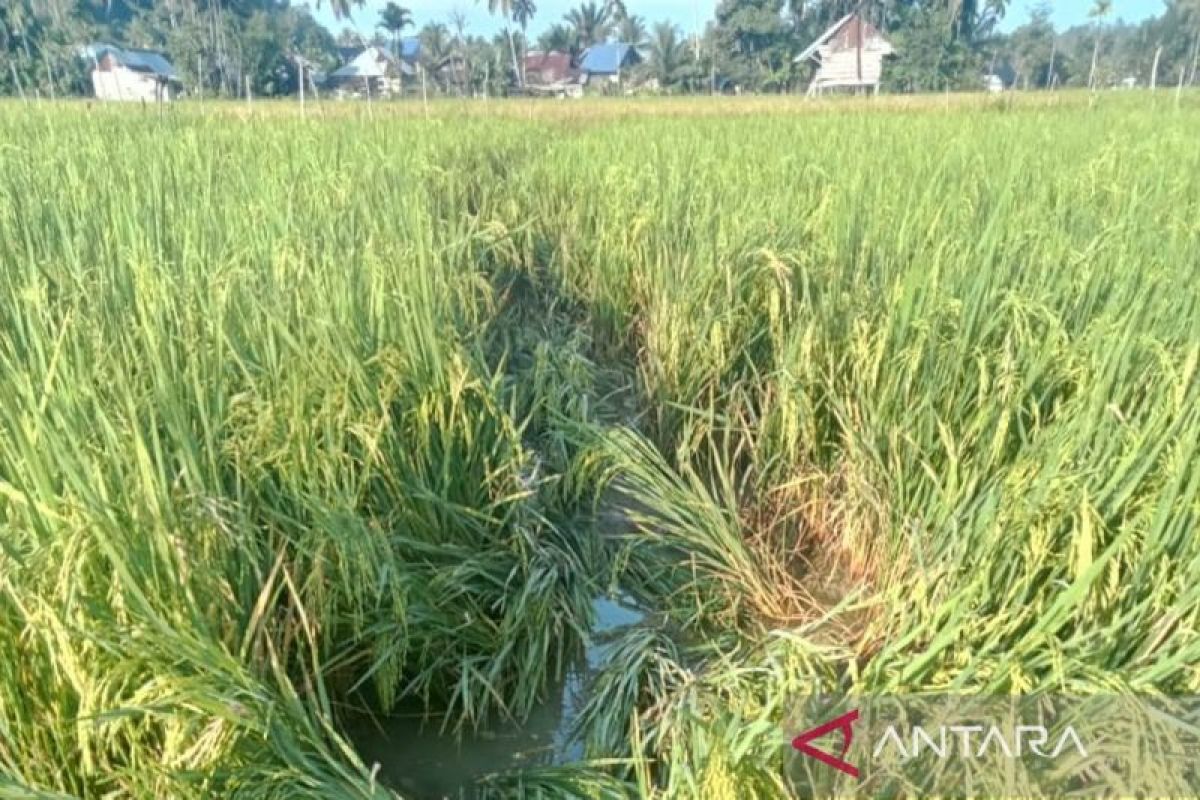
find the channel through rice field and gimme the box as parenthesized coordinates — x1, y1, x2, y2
(1, 94, 1198, 799)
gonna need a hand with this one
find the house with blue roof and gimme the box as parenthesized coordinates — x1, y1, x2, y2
(81, 43, 180, 102)
(578, 42, 642, 84)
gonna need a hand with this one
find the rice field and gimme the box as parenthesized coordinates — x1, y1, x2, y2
(1, 92, 1198, 799)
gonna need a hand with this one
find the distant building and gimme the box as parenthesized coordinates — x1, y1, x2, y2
(328, 46, 415, 97)
(794, 13, 894, 96)
(984, 73, 1005, 93)
(339, 38, 420, 67)
(579, 43, 642, 83)
(522, 50, 583, 97)
(82, 43, 180, 102)
(524, 51, 575, 85)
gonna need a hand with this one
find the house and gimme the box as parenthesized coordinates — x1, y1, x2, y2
(431, 53, 469, 86)
(524, 51, 575, 86)
(794, 13, 894, 96)
(328, 46, 415, 97)
(337, 38, 420, 66)
(522, 50, 583, 97)
(579, 43, 642, 83)
(983, 73, 1005, 93)
(82, 43, 180, 102)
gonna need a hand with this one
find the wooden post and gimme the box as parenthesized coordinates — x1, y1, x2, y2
(308, 68, 324, 118)
(420, 64, 429, 120)
(298, 58, 306, 118)
(1046, 38, 1058, 89)
(9, 62, 26, 103)
(245, 75, 252, 110)
(1150, 45, 1162, 91)
(855, 13, 863, 84)
(44, 53, 57, 101)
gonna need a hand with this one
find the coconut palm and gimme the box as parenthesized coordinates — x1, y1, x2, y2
(317, 0, 365, 19)
(378, 2, 414, 62)
(565, 1, 611, 48)
(1087, 0, 1113, 89)
(648, 20, 684, 88)
(538, 22, 580, 60)
(1176, 0, 1200, 84)
(511, 0, 537, 83)
(512, 0, 538, 35)
(616, 14, 648, 50)
(420, 22, 452, 75)
(479, 0, 523, 88)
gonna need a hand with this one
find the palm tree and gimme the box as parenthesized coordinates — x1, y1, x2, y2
(511, 0, 536, 83)
(479, 0, 523, 88)
(1087, 0, 1113, 89)
(420, 22, 451, 76)
(422, 21, 453, 89)
(448, 10, 470, 95)
(538, 23, 580, 60)
(648, 20, 684, 88)
(616, 14, 648, 49)
(378, 2, 414, 61)
(1179, 0, 1200, 84)
(316, 0, 366, 19)
(565, 1, 611, 48)
(949, 0, 1011, 41)
(512, 0, 538, 37)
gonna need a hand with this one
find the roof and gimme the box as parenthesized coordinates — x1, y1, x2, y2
(579, 43, 640, 74)
(524, 50, 577, 85)
(399, 37, 420, 62)
(81, 43, 179, 80)
(525, 50, 572, 74)
(794, 13, 892, 63)
(330, 46, 414, 79)
(338, 38, 420, 65)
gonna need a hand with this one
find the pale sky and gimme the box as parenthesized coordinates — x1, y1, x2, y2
(305, 1, 1166, 41)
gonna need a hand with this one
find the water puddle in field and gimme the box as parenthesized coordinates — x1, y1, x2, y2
(343, 593, 646, 799)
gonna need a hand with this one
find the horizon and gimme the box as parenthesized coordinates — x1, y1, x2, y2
(306, 0, 1166, 42)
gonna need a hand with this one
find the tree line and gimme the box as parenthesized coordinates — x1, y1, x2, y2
(2, 0, 1199, 98)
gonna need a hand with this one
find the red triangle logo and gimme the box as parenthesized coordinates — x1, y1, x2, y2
(791, 708, 860, 778)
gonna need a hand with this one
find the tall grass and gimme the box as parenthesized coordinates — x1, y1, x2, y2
(1, 94, 1197, 798)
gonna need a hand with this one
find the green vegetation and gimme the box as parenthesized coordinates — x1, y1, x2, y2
(1, 93, 1198, 799)
(4, 0, 1199, 99)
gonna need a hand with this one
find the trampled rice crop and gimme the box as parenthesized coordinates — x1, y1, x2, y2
(0, 93, 1198, 798)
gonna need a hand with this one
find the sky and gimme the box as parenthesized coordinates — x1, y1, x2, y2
(307, 1, 1166, 42)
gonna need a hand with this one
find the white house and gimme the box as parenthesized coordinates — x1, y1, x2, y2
(795, 13, 894, 96)
(328, 46, 415, 98)
(83, 43, 180, 102)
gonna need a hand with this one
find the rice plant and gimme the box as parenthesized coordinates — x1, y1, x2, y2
(0, 92, 1197, 798)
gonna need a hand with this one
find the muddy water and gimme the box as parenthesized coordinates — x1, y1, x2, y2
(343, 594, 645, 799)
